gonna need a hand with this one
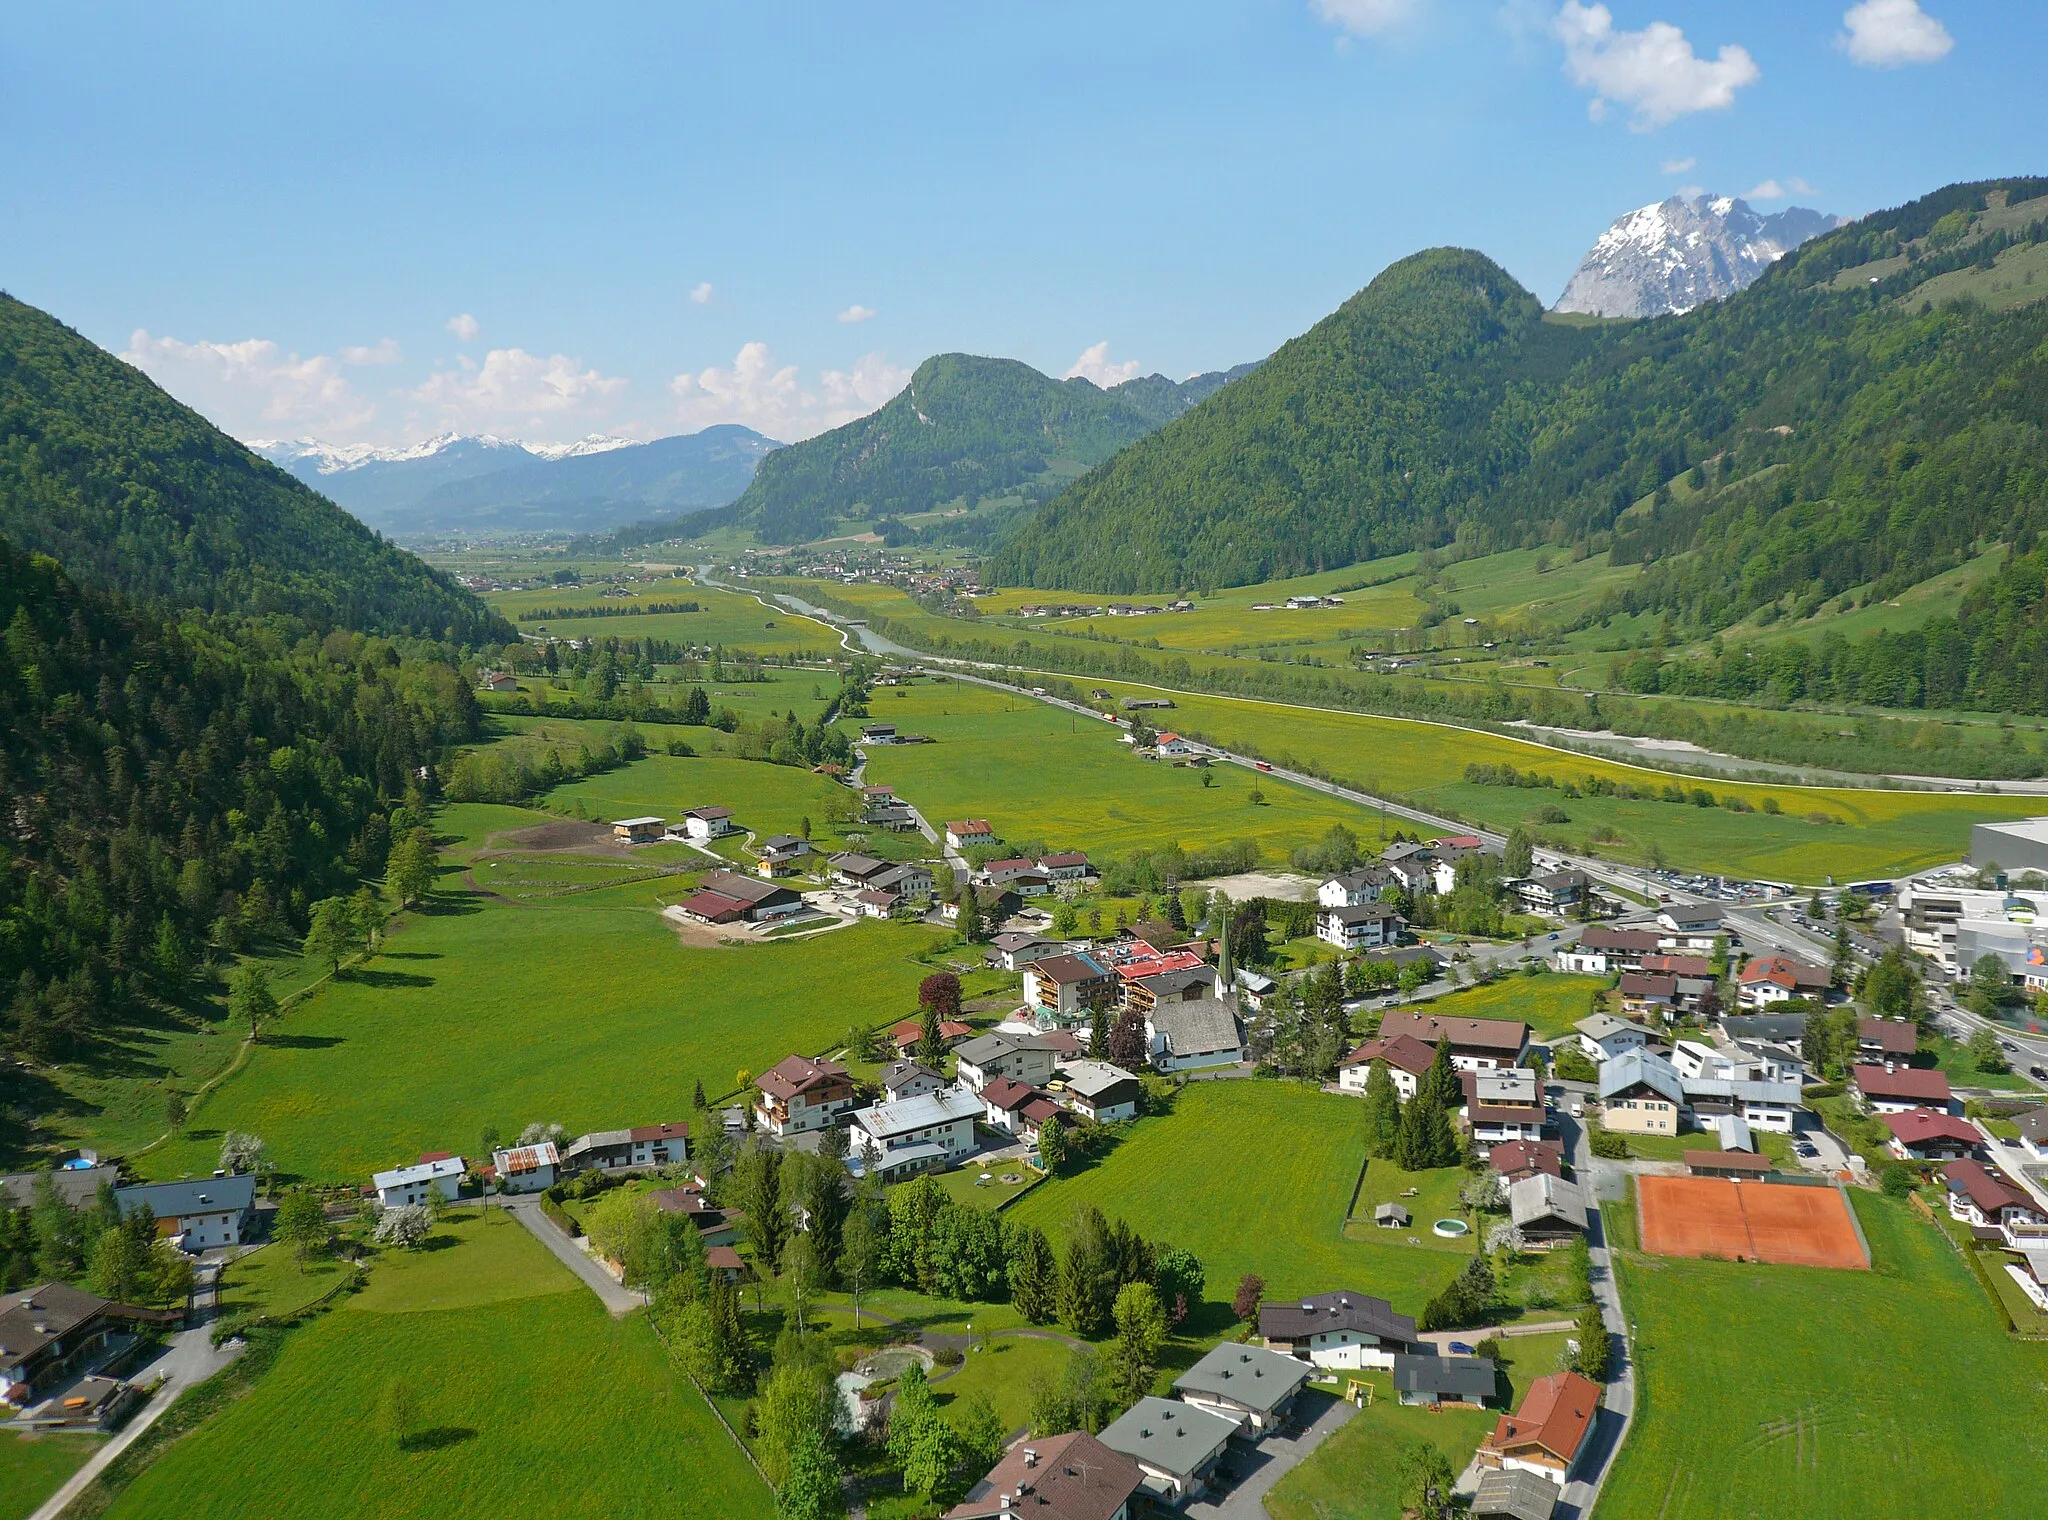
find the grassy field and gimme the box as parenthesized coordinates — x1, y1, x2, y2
(852, 678, 1407, 863)
(927, 1332, 1073, 1436)
(1595, 1187, 2048, 1519)
(484, 576, 842, 658)
(1404, 972, 1607, 1040)
(1344, 1161, 1474, 1252)
(1618, 1128, 1796, 1165)
(103, 1210, 771, 1520)
(1006, 1083, 1472, 1316)
(0, 1432, 96, 1520)
(217, 1243, 357, 1323)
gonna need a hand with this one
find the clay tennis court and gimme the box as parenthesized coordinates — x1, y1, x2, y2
(1637, 1175, 1868, 1269)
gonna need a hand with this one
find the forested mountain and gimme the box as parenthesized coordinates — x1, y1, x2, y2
(711, 353, 1258, 545)
(0, 294, 508, 642)
(991, 177, 2048, 616)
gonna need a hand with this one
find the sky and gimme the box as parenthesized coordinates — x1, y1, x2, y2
(4, 0, 2041, 450)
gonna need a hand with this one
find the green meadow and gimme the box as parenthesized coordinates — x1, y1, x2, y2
(1595, 1189, 2048, 1520)
(484, 577, 842, 658)
(102, 1211, 771, 1520)
(0, 1432, 96, 1520)
(1410, 972, 1607, 1040)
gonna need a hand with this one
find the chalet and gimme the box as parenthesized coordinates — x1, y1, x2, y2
(1479, 1371, 1601, 1486)
(114, 1175, 257, 1251)
(1737, 955, 1831, 1009)
(854, 889, 901, 919)
(984, 931, 1068, 972)
(1657, 903, 1723, 936)
(371, 1156, 466, 1208)
(1515, 870, 1589, 914)
(1383, 856, 1436, 897)
(1463, 1070, 1547, 1152)
(1716, 1012, 1809, 1054)
(1597, 1050, 1684, 1135)
(945, 819, 997, 851)
(880, 1060, 945, 1103)
(1642, 952, 1713, 978)
(1319, 867, 1397, 908)
(1856, 1018, 1920, 1064)
(1145, 997, 1245, 1072)
(979, 1076, 1046, 1134)
(870, 862, 933, 898)
(1154, 733, 1198, 758)
(1575, 1013, 1651, 1065)
(1679, 1071, 1804, 1133)
(954, 1031, 1060, 1092)
(943, 1430, 1143, 1520)
(1851, 1063, 1956, 1116)
(849, 1086, 984, 1180)
(1431, 846, 1487, 894)
(859, 723, 899, 744)
(1037, 851, 1093, 882)
(561, 1122, 690, 1174)
(757, 834, 811, 873)
(479, 670, 519, 693)
(676, 870, 805, 924)
(1554, 926, 1659, 975)
(1171, 1342, 1310, 1433)
(828, 851, 893, 887)
(0, 1166, 119, 1212)
(866, 803, 920, 832)
(981, 857, 1043, 887)
(1316, 902, 1405, 951)
(2017, 1107, 2048, 1163)
(648, 1186, 741, 1246)
(755, 1055, 859, 1135)
(678, 805, 736, 840)
(1942, 1160, 2047, 1246)
(1488, 1139, 1565, 1184)
(1472, 1467, 1560, 1520)
(611, 816, 665, 845)
(941, 884, 1022, 925)
(1056, 1060, 1142, 1124)
(1259, 1289, 1424, 1369)
(1023, 953, 1117, 1022)
(1123, 962, 1220, 1015)
(1509, 1173, 1588, 1245)
(1096, 1398, 1239, 1506)
(1392, 1352, 1501, 1408)
(490, 1142, 559, 1194)
(885, 1017, 973, 1057)
(1378, 1011, 1530, 1072)
(1361, 944, 1446, 981)
(0, 1285, 170, 1408)
(1336, 1033, 1437, 1100)
(860, 783, 895, 804)
(1619, 972, 1681, 1020)
(1232, 966, 1280, 1012)
(704, 1245, 750, 1283)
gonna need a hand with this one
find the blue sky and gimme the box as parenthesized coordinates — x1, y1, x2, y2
(3, 0, 2038, 447)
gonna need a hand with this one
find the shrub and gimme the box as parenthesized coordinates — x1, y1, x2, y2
(1587, 1124, 1630, 1160)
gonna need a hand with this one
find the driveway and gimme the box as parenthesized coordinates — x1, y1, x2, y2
(503, 1196, 646, 1317)
(1182, 1390, 1355, 1520)
(1550, 1112, 1636, 1520)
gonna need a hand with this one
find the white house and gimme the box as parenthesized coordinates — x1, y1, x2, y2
(1575, 1013, 1650, 1065)
(679, 805, 736, 840)
(1335, 1033, 1436, 1099)
(849, 1086, 984, 1181)
(115, 1177, 258, 1252)
(1146, 997, 1244, 1072)
(1464, 1070, 1546, 1151)
(1056, 1060, 1143, 1124)
(953, 1031, 1060, 1092)
(1155, 733, 1199, 758)
(1319, 869, 1395, 908)
(491, 1141, 560, 1193)
(1316, 903, 1403, 951)
(371, 1156, 465, 1209)
(945, 819, 997, 851)
(1258, 1289, 1424, 1370)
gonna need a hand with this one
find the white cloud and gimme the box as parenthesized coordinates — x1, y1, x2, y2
(690, 282, 714, 305)
(1063, 342, 1143, 389)
(1839, 0, 1952, 67)
(836, 304, 877, 324)
(405, 348, 629, 436)
(1310, 0, 1419, 38)
(122, 329, 377, 443)
(1743, 176, 1816, 201)
(445, 313, 480, 342)
(339, 338, 403, 365)
(1661, 155, 1697, 173)
(669, 342, 909, 442)
(1552, 3, 1759, 130)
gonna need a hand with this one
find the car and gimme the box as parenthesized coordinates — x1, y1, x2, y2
(2031, 1065, 2048, 1081)
(1794, 1142, 1817, 1157)
(1447, 1341, 1477, 1355)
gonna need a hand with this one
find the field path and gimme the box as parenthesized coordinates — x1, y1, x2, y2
(504, 1196, 646, 1317)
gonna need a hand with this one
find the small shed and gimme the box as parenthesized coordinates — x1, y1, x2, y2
(1375, 1202, 1412, 1229)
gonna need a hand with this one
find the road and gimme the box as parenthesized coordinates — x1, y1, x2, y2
(503, 1196, 646, 1316)
(1553, 1109, 1635, 1520)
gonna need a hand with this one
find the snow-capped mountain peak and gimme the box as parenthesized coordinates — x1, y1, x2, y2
(1553, 193, 1844, 319)
(249, 431, 637, 474)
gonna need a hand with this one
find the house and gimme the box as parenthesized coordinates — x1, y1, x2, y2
(757, 834, 810, 873)
(479, 670, 519, 693)
(1641, 953, 1714, 979)
(1336, 1033, 1437, 1099)
(755, 1055, 859, 1135)
(853, 889, 901, 919)
(1657, 903, 1723, 937)
(1232, 966, 1279, 1012)
(1316, 902, 1405, 951)
(0, 1165, 120, 1212)
(880, 1060, 945, 1102)
(1478, 1371, 1601, 1485)
(626, 1123, 690, 1167)
(1554, 926, 1660, 975)
(1378, 1011, 1530, 1072)
(1713, 1112, 1755, 1152)
(866, 803, 920, 832)
(1361, 944, 1446, 982)
(1471, 1466, 1560, 1520)
(1597, 1050, 1685, 1135)
(860, 783, 895, 805)
(676, 871, 805, 924)
(560, 1122, 688, 1174)
(2016, 1107, 2048, 1163)
(954, 1031, 1060, 1092)
(943, 1430, 1144, 1520)
(1575, 1013, 1650, 1065)
(1463, 1071, 1547, 1153)
(885, 1017, 973, 1057)
(859, 723, 899, 744)
(1056, 1061, 1143, 1124)
(1376, 1202, 1411, 1228)
(704, 1244, 750, 1283)
(1171, 1343, 1310, 1433)
(1037, 851, 1093, 883)
(611, 816, 665, 845)
(371, 1156, 465, 1209)
(1851, 1063, 1956, 1116)
(849, 1086, 985, 1180)
(1516, 870, 1589, 914)
(945, 819, 997, 851)
(1941, 1159, 2047, 1246)
(982, 856, 1044, 887)
(114, 1175, 258, 1251)
(1024, 953, 1118, 1023)
(870, 862, 934, 898)
(1391, 1352, 1501, 1408)
(1680, 1072, 1804, 1133)
(979, 1076, 1047, 1134)
(1096, 1398, 1240, 1505)
(1488, 1139, 1565, 1184)
(490, 1142, 560, 1194)
(984, 931, 1068, 972)
(1509, 1173, 1588, 1245)
(829, 851, 893, 888)
(1618, 973, 1679, 1021)
(1682, 1149, 1773, 1179)
(1738, 955, 1832, 1009)
(648, 1186, 742, 1246)
(1382, 856, 1436, 897)
(1431, 846, 1488, 895)
(1154, 732, 1198, 758)
(1716, 1012, 1809, 1056)
(0, 1285, 171, 1408)
(679, 805, 737, 840)
(1260, 1289, 1423, 1369)
(1124, 963, 1220, 1015)
(1319, 868, 1397, 908)
(1856, 1018, 1919, 1064)
(1145, 997, 1245, 1072)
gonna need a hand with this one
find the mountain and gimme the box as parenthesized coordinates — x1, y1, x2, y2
(0, 293, 507, 642)
(256, 425, 779, 537)
(1553, 193, 1843, 319)
(706, 354, 1258, 546)
(991, 177, 2048, 613)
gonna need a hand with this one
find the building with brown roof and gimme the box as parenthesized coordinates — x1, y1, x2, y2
(1487, 1139, 1564, 1183)
(1682, 1149, 1773, 1178)
(1259, 1289, 1423, 1369)
(1856, 1018, 1919, 1062)
(1883, 1109, 1984, 1162)
(0, 1284, 172, 1408)
(945, 1429, 1143, 1520)
(1479, 1370, 1601, 1485)
(1024, 953, 1118, 1023)
(1336, 1033, 1438, 1099)
(1378, 1011, 1529, 1072)
(754, 1054, 858, 1136)
(1850, 1063, 1956, 1116)
(1941, 1159, 2047, 1246)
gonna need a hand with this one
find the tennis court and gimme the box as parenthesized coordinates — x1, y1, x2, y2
(1637, 1174, 1868, 1269)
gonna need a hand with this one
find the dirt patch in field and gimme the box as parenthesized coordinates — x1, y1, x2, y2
(662, 910, 753, 948)
(484, 820, 644, 858)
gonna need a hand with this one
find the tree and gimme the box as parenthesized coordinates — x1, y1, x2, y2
(1503, 826, 1534, 877)
(351, 886, 389, 951)
(275, 1189, 330, 1268)
(87, 1219, 149, 1303)
(1152, 1245, 1205, 1327)
(1966, 955, 2016, 1019)
(1969, 1024, 2011, 1073)
(1057, 1216, 1117, 1338)
(776, 1426, 845, 1520)
(888, 1363, 958, 1499)
(164, 1093, 188, 1133)
(1089, 999, 1111, 1061)
(1009, 1224, 1058, 1324)
(1108, 1007, 1149, 1066)
(758, 1342, 836, 1487)
(1399, 1440, 1457, 1520)
(841, 1190, 885, 1329)
(736, 1143, 787, 1272)
(1420, 1038, 1460, 1110)
(303, 896, 362, 974)
(1395, 1083, 1457, 1172)
(374, 1204, 432, 1248)
(957, 885, 983, 943)
(1866, 946, 1925, 1027)
(703, 1273, 756, 1393)
(955, 1389, 1006, 1474)
(1361, 1059, 1402, 1159)
(1459, 1172, 1506, 1212)
(1232, 1272, 1265, 1323)
(386, 826, 439, 909)
(1552, 1045, 1598, 1084)
(1572, 1302, 1611, 1380)
(1107, 1281, 1168, 1401)
(1037, 1113, 1067, 1174)
(228, 965, 278, 1042)
(220, 1131, 267, 1175)
(1051, 901, 1080, 937)
(377, 1377, 422, 1449)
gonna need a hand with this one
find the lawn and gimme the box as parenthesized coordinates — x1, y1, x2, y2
(216, 1243, 357, 1323)
(101, 1209, 771, 1520)
(1404, 972, 1606, 1041)
(0, 1431, 97, 1520)
(484, 577, 841, 658)
(1006, 1083, 1470, 1317)
(1595, 1187, 2048, 1519)
(1262, 1380, 1494, 1520)
(1344, 1161, 1477, 1254)
(929, 1163, 1042, 1211)
(929, 1333, 1073, 1437)
(131, 871, 953, 1183)
(851, 678, 1404, 864)
(1618, 1128, 1796, 1165)
(545, 752, 893, 858)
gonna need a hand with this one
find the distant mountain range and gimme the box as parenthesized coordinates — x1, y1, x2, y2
(254, 426, 780, 538)
(1553, 193, 1844, 318)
